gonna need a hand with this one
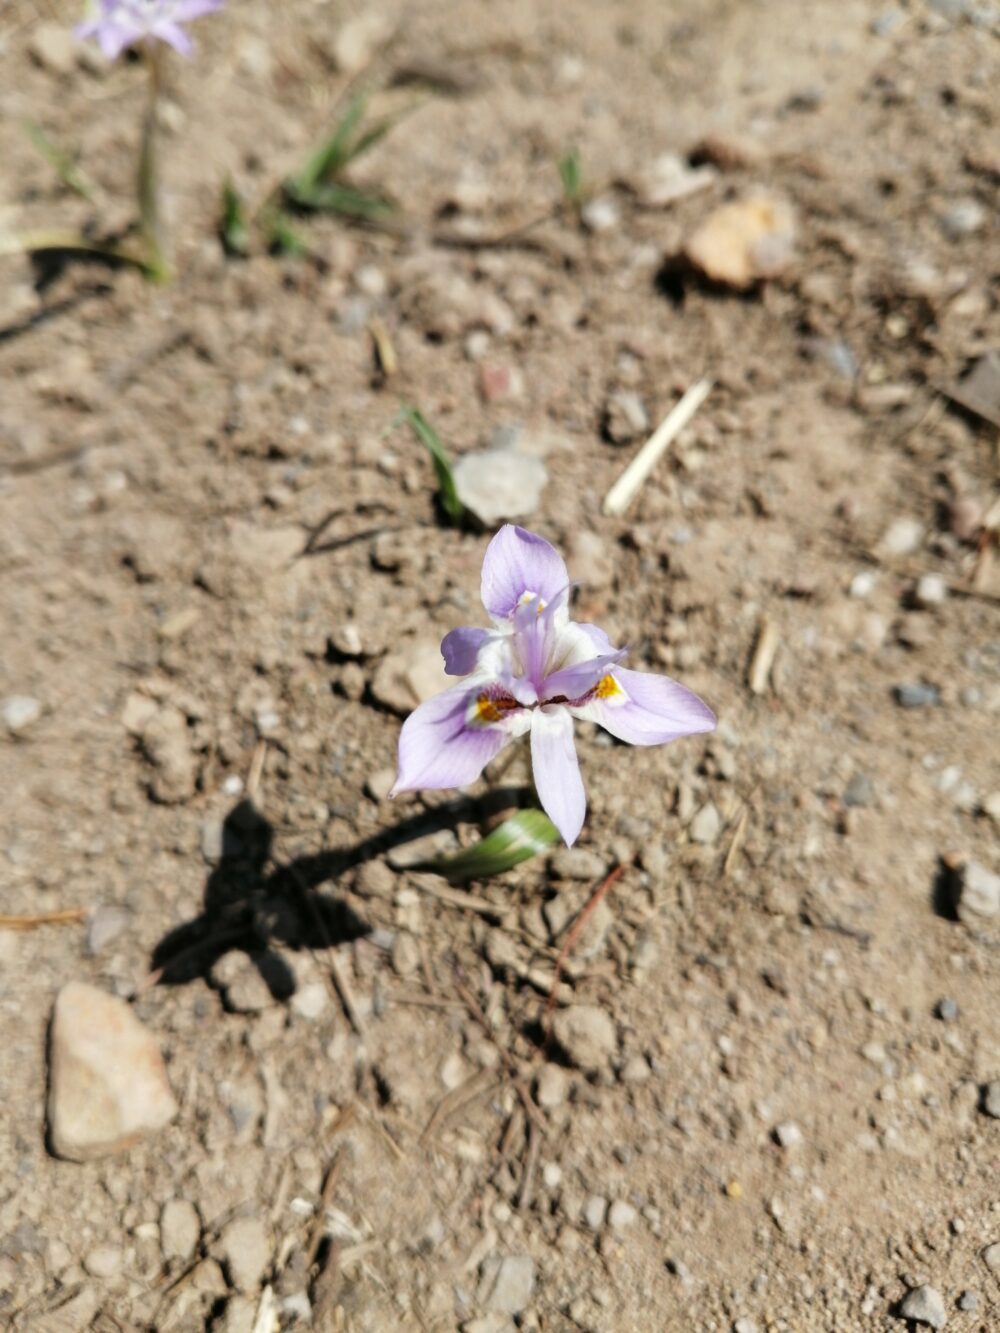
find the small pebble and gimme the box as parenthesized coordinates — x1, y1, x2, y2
(607, 1200, 637, 1231)
(774, 1121, 802, 1149)
(898, 1284, 946, 1330)
(583, 1196, 608, 1230)
(689, 802, 721, 845)
(603, 389, 649, 445)
(984, 1242, 1000, 1272)
(2, 695, 42, 735)
(581, 196, 620, 232)
(956, 861, 1000, 922)
(914, 574, 948, 607)
(880, 517, 924, 557)
(981, 1082, 1000, 1119)
(733, 1320, 759, 1333)
(957, 1290, 979, 1312)
(894, 682, 940, 709)
(535, 1063, 569, 1109)
(86, 905, 130, 956)
(934, 997, 960, 1023)
(290, 982, 328, 1021)
(161, 1199, 201, 1262)
(849, 571, 877, 599)
(218, 1215, 271, 1293)
(844, 774, 875, 808)
(84, 1245, 123, 1279)
(938, 197, 986, 240)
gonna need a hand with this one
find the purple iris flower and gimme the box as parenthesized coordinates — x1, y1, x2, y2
(75, 0, 222, 59)
(391, 525, 716, 846)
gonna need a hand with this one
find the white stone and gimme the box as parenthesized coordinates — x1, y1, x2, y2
(2, 695, 42, 734)
(161, 1199, 201, 1262)
(47, 982, 178, 1161)
(453, 448, 548, 527)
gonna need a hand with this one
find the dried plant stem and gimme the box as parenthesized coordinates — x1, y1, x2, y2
(602, 377, 713, 516)
(138, 45, 169, 282)
(543, 865, 625, 1028)
(0, 908, 86, 931)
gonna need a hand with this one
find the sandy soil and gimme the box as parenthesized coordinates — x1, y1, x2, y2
(1, 1, 999, 1330)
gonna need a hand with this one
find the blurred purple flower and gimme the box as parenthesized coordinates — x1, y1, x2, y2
(76, 0, 222, 59)
(391, 525, 716, 845)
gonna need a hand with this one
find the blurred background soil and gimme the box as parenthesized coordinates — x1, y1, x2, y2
(1, 1, 999, 1330)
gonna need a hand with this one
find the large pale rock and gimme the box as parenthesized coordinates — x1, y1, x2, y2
(684, 193, 796, 289)
(47, 982, 177, 1161)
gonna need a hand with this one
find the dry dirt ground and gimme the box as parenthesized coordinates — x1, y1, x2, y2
(2, 1, 1000, 1330)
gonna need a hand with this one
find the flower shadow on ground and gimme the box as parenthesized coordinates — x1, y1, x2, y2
(149, 789, 528, 996)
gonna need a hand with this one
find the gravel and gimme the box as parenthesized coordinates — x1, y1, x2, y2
(894, 682, 940, 709)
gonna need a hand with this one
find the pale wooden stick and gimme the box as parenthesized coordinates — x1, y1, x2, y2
(748, 616, 780, 695)
(602, 377, 713, 517)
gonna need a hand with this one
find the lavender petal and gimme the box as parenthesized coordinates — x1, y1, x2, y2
(481, 525, 569, 621)
(575, 666, 716, 746)
(391, 681, 517, 795)
(530, 707, 586, 846)
(441, 626, 493, 676)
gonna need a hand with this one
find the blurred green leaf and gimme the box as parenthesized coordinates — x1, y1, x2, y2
(23, 119, 96, 203)
(396, 405, 464, 524)
(424, 809, 560, 884)
(290, 95, 368, 197)
(266, 211, 307, 257)
(219, 177, 250, 257)
(285, 179, 393, 219)
(558, 148, 583, 210)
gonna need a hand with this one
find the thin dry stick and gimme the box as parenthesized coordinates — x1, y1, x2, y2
(410, 879, 503, 916)
(747, 616, 780, 696)
(723, 806, 749, 878)
(0, 908, 86, 931)
(305, 1152, 346, 1271)
(602, 377, 713, 517)
(543, 865, 626, 1029)
(246, 740, 268, 800)
(517, 1118, 541, 1212)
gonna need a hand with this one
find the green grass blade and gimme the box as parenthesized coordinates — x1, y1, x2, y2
(396, 405, 464, 523)
(291, 95, 368, 196)
(286, 180, 394, 219)
(558, 148, 583, 209)
(219, 177, 250, 256)
(424, 809, 560, 883)
(23, 119, 97, 203)
(266, 211, 308, 257)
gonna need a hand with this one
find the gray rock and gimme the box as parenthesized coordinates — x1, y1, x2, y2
(29, 23, 77, 75)
(957, 861, 1000, 922)
(86, 904, 130, 956)
(607, 1200, 637, 1231)
(550, 846, 609, 881)
(774, 1121, 802, 1149)
(938, 198, 986, 240)
(478, 1253, 535, 1315)
(2, 695, 42, 735)
(84, 1245, 122, 1279)
(934, 997, 960, 1023)
(141, 707, 197, 803)
(453, 448, 548, 527)
(982, 1081, 1000, 1118)
(894, 682, 940, 709)
(535, 1062, 569, 1108)
(880, 517, 924, 556)
(219, 1215, 271, 1293)
(603, 390, 649, 445)
(690, 802, 721, 845)
(47, 981, 178, 1161)
(899, 1285, 946, 1329)
(957, 1290, 979, 1312)
(844, 774, 875, 808)
(161, 1198, 200, 1262)
(290, 982, 328, 1021)
(581, 196, 620, 233)
(552, 1005, 616, 1072)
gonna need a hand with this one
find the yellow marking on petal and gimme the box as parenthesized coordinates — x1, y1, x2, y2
(595, 674, 623, 700)
(473, 691, 521, 725)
